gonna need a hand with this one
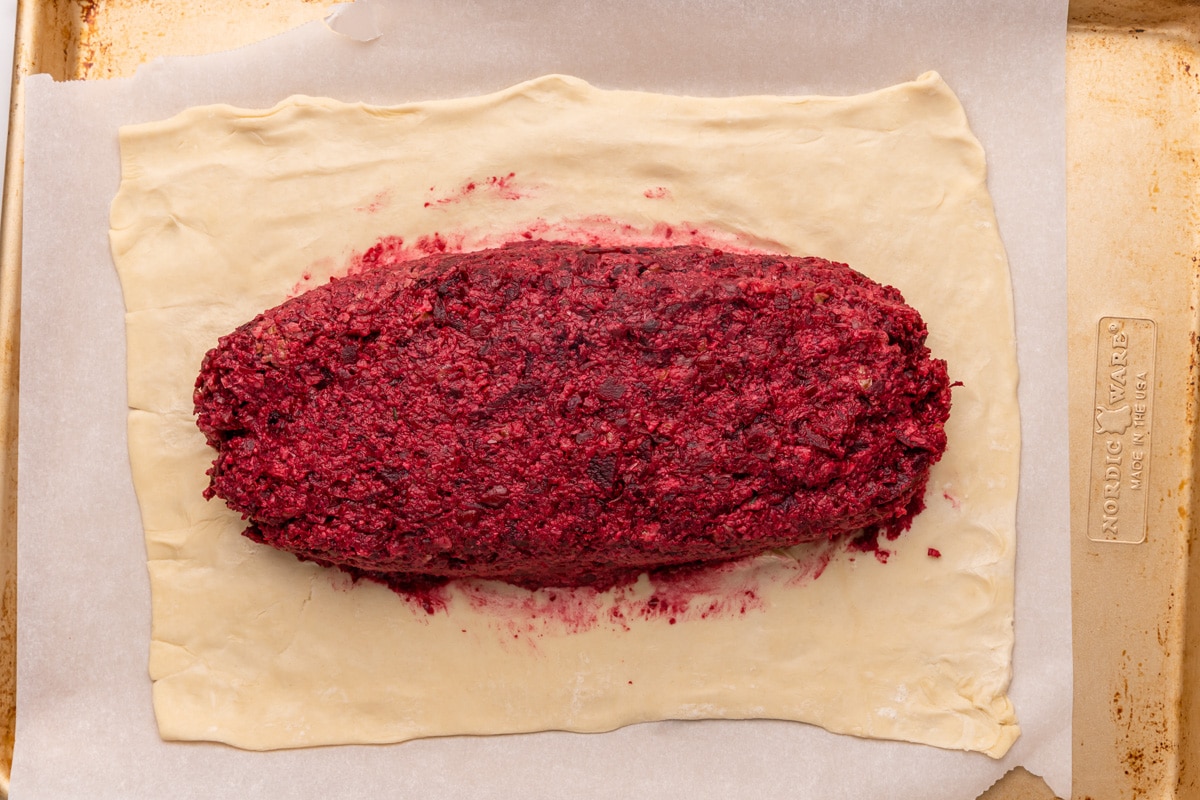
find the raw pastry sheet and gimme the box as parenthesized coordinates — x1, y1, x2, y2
(111, 72, 1017, 754)
(13, 1, 1070, 798)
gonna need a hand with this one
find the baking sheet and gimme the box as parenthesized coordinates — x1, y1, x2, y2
(11, 1, 1070, 797)
(1065, 4, 1200, 795)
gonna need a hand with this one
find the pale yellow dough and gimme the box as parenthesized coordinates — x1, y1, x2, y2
(109, 73, 1020, 756)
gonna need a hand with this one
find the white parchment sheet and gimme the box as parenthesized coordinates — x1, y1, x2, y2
(13, 1, 1069, 797)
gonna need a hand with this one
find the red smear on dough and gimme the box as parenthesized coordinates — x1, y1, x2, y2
(424, 173, 524, 208)
(355, 189, 392, 214)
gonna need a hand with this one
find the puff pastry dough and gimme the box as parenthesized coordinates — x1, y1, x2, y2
(109, 72, 1020, 756)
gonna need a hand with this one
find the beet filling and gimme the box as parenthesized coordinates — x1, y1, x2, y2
(194, 240, 952, 589)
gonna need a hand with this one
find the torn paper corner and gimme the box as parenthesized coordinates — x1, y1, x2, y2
(324, 0, 383, 43)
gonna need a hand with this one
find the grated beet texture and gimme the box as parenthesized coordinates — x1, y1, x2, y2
(194, 240, 951, 589)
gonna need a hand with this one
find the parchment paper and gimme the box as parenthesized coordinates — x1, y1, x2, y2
(12, 1, 1070, 797)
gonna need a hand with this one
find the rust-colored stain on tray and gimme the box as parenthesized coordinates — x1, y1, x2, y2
(77, 0, 105, 78)
(47, 0, 338, 81)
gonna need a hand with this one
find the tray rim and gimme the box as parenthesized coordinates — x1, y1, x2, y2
(6, 1, 1194, 797)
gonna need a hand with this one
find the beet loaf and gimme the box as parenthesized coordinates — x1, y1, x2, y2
(194, 240, 952, 589)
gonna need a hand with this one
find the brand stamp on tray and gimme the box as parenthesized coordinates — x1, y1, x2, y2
(1088, 317, 1156, 544)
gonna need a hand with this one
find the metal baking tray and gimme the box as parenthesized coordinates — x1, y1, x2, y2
(2, 0, 1196, 797)
(1067, 1, 1200, 798)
